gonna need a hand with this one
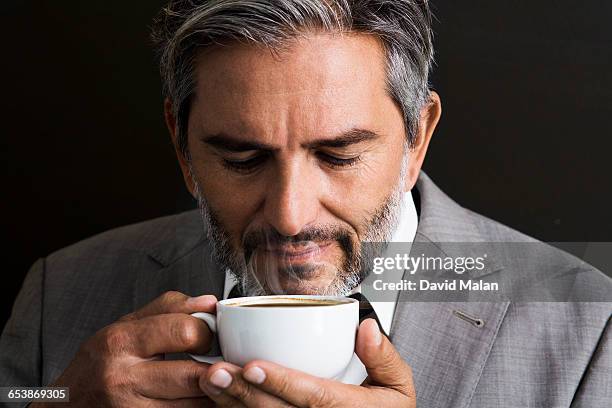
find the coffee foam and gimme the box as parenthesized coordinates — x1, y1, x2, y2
(226, 297, 351, 307)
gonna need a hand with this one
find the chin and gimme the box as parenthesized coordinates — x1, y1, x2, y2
(270, 271, 339, 295)
(251, 261, 340, 293)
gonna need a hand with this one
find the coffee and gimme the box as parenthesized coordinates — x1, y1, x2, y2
(234, 298, 346, 308)
(236, 300, 344, 307)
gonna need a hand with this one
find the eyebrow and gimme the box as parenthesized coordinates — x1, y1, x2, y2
(201, 133, 273, 152)
(305, 128, 380, 149)
(200, 128, 380, 152)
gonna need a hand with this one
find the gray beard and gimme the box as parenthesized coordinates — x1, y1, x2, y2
(190, 154, 407, 297)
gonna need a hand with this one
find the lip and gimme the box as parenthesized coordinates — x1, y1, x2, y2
(264, 242, 332, 261)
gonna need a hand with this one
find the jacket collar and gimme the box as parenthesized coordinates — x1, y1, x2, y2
(390, 172, 510, 407)
(412, 172, 505, 278)
(135, 213, 224, 309)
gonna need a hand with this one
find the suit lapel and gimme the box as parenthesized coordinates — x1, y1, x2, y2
(134, 227, 225, 311)
(388, 173, 510, 407)
(390, 299, 509, 408)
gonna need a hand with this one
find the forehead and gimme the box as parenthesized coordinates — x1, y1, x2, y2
(195, 33, 386, 94)
(190, 33, 396, 143)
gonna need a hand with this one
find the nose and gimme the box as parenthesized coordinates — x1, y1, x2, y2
(263, 158, 319, 237)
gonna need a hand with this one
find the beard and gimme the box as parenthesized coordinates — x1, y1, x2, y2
(190, 152, 408, 297)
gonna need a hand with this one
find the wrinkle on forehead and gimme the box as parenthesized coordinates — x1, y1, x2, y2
(187, 31, 403, 151)
(194, 32, 387, 97)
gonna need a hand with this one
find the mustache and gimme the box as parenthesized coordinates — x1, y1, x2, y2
(242, 226, 354, 261)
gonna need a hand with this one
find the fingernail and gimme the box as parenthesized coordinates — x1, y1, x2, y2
(187, 295, 216, 306)
(370, 320, 383, 346)
(243, 366, 266, 384)
(210, 369, 232, 389)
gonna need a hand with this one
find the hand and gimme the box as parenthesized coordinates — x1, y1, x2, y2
(200, 318, 416, 407)
(34, 291, 218, 407)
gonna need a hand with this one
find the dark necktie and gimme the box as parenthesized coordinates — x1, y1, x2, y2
(227, 284, 244, 300)
(347, 292, 385, 335)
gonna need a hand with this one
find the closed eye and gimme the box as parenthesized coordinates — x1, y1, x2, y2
(316, 151, 361, 168)
(222, 154, 268, 173)
(222, 151, 361, 173)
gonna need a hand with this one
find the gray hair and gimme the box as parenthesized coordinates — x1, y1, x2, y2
(151, 0, 434, 159)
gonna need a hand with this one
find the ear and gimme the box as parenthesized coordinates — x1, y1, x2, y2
(403, 91, 442, 191)
(164, 98, 196, 198)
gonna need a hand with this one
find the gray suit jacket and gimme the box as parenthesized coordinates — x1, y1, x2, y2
(2, 172, 611, 407)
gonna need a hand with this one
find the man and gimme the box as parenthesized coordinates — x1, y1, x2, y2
(1, 1, 610, 407)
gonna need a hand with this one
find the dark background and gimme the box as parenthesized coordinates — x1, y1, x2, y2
(2, 1, 611, 329)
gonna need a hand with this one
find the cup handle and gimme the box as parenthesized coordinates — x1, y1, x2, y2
(189, 312, 224, 364)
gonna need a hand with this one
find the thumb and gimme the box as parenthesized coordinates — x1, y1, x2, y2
(355, 319, 415, 397)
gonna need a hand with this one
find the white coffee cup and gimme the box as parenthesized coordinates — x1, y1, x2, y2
(190, 295, 359, 379)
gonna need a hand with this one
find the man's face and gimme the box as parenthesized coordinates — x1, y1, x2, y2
(179, 33, 418, 295)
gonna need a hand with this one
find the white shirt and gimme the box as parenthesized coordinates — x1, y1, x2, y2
(222, 190, 419, 336)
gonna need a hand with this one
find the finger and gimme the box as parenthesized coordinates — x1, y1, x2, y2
(103, 313, 213, 357)
(121, 291, 217, 321)
(240, 360, 360, 407)
(242, 360, 411, 408)
(130, 360, 210, 399)
(199, 387, 246, 408)
(136, 313, 215, 356)
(203, 363, 290, 408)
(355, 318, 415, 398)
(200, 372, 247, 408)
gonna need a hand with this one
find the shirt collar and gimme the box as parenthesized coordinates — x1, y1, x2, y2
(223, 190, 418, 334)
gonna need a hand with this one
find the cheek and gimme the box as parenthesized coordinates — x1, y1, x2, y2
(194, 159, 265, 242)
(324, 148, 405, 229)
